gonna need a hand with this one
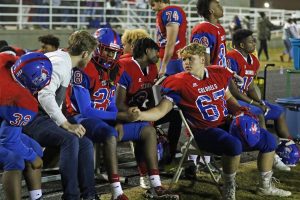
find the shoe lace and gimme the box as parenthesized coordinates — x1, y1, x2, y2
(223, 182, 236, 199)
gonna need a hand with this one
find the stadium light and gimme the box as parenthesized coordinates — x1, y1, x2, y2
(264, 2, 270, 8)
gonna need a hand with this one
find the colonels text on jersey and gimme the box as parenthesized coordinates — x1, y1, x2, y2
(161, 66, 233, 129)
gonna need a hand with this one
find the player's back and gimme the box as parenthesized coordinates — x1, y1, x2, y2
(156, 5, 187, 59)
(0, 53, 38, 126)
(191, 22, 227, 66)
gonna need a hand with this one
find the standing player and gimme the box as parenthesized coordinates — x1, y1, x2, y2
(227, 29, 294, 171)
(133, 43, 291, 200)
(189, 0, 228, 171)
(0, 51, 53, 200)
(149, 0, 187, 76)
(23, 31, 99, 200)
(66, 28, 129, 200)
(116, 38, 180, 200)
(191, 0, 227, 67)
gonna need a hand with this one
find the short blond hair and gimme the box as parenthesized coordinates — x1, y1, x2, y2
(121, 29, 150, 46)
(178, 43, 206, 58)
(68, 30, 98, 56)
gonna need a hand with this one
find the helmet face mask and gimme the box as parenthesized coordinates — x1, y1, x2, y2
(11, 52, 52, 94)
(92, 28, 123, 70)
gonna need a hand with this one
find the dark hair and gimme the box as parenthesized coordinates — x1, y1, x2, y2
(133, 38, 159, 59)
(0, 46, 16, 54)
(259, 12, 265, 18)
(0, 40, 8, 49)
(232, 29, 253, 47)
(196, 0, 212, 19)
(38, 34, 60, 49)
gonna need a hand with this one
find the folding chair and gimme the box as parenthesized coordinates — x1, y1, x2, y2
(169, 107, 222, 192)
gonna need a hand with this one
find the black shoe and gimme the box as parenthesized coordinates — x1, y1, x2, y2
(184, 162, 197, 180)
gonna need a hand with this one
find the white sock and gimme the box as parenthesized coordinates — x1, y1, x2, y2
(29, 189, 42, 200)
(260, 170, 272, 177)
(111, 182, 123, 199)
(149, 174, 161, 188)
(199, 156, 211, 164)
(188, 155, 198, 165)
(222, 172, 236, 183)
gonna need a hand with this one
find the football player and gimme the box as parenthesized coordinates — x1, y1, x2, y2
(116, 37, 180, 200)
(0, 51, 52, 200)
(149, 0, 187, 76)
(23, 31, 99, 200)
(133, 43, 291, 199)
(65, 28, 129, 200)
(227, 29, 295, 171)
(191, 0, 227, 67)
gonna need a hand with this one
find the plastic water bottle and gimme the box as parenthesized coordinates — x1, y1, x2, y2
(280, 66, 284, 75)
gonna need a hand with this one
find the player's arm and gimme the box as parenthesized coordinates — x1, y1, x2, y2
(72, 85, 117, 120)
(115, 84, 137, 122)
(38, 63, 85, 137)
(137, 98, 173, 122)
(229, 80, 252, 103)
(246, 82, 268, 112)
(160, 23, 179, 76)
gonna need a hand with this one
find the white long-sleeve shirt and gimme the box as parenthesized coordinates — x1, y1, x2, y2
(38, 50, 72, 126)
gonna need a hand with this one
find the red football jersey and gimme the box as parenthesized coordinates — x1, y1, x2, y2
(191, 22, 227, 67)
(83, 61, 122, 111)
(156, 5, 187, 60)
(118, 57, 158, 110)
(161, 66, 233, 129)
(0, 53, 38, 126)
(226, 49, 260, 93)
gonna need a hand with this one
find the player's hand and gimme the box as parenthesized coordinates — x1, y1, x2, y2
(258, 104, 269, 115)
(115, 123, 124, 141)
(158, 66, 166, 78)
(233, 73, 244, 88)
(61, 121, 86, 138)
(30, 156, 43, 169)
(127, 107, 140, 121)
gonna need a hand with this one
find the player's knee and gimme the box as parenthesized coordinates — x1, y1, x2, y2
(259, 129, 277, 153)
(141, 126, 156, 140)
(4, 153, 25, 171)
(223, 137, 243, 156)
(102, 125, 118, 138)
(62, 133, 80, 149)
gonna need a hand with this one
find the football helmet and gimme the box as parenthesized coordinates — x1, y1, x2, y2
(93, 28, 123, 69)
(276, 140, 300, 166)
(230, 113, 261, 148)
(11, 52, 52, 94)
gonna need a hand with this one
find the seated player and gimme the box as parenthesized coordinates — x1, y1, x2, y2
(116, 38, 180, 200)
(227, 29, 294, 171)
(133, 43, 291, 200)
(0, 51, 53, 200)
(67, 28, 128, 200)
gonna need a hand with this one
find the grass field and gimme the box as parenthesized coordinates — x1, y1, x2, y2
(100, 161, 300, 200)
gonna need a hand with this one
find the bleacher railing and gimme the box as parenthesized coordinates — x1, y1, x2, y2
(0, 0, 298, 39)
